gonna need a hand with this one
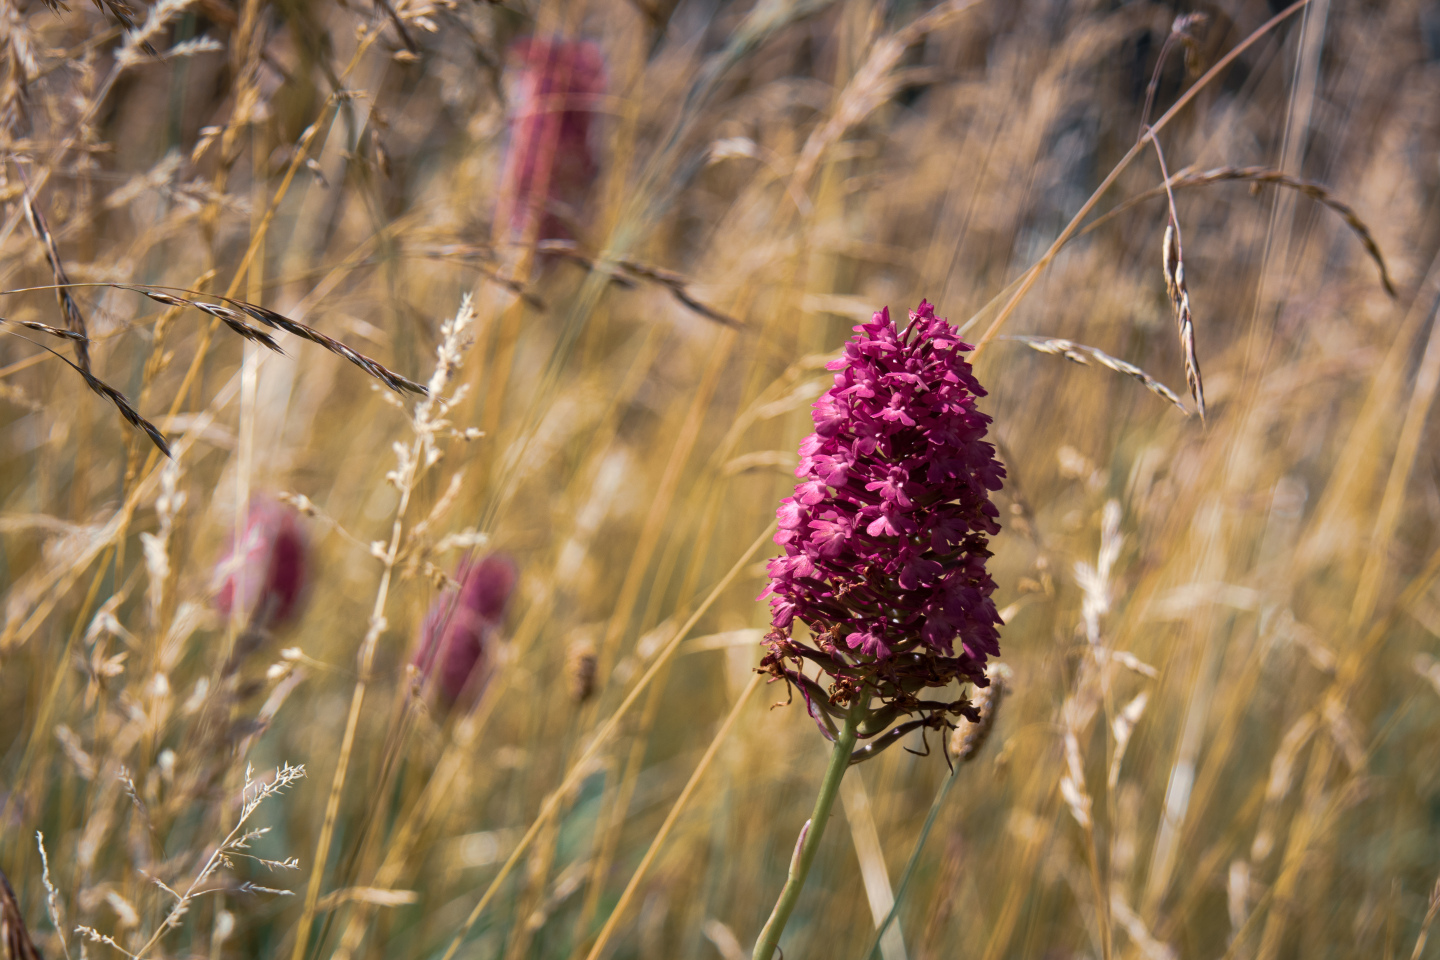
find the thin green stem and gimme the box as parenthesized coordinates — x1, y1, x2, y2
(752, 697, 867, 960)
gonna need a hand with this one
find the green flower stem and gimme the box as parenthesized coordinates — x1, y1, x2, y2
(752, 697, 867, 960)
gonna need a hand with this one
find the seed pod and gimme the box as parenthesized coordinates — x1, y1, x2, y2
(949, 666, 1009, 761)
(565, 638, 598, 703)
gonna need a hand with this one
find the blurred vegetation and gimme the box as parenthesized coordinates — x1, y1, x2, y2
(3, 0, 1440, 959)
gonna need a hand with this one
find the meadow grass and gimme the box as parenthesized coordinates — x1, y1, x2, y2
(3, 1, 1440, 959)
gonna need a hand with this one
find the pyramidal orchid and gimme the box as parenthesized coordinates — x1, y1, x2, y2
(412, 554, 517, 707)
(752, 301, 1005, 960)
(214, 498, 310, 636)
(500, 37, 606, 243)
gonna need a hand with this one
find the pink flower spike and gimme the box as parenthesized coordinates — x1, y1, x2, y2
(413, 554, 517, 706)
(213, 498, 309, 635)
(758, 301, 1005, 748)
(499, 37, 607, 243)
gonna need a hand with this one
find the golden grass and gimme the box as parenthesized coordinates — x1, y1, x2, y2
(3, 1, 1440, 959)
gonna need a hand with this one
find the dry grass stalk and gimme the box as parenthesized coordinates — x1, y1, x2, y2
(0, 867, 43, 960)
(788, 0, 984, 190)
(856, 665, 1014, 960)
(1137, 14, 1208, 137)
(1058, 500, 1146, 960)
(1410, 879, 1440, 960)
(1162, 223, 1206, 421)
(0, 325, 171, 456)
(535, 240, 741, 327)
(1082, 166, 1396, 297)
(969, 0, 1317, 354)
(579, 675, 762, 960)
(1001, 335, 1188, 413)
(115, 286, 427, 394)
(22, 192, 90, 374)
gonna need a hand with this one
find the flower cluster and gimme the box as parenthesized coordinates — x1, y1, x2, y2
(759, 301, 1004, 747)
(500, 37, 606, 242)
(214, 498, 309, 635)
(412, 554, 516, 706)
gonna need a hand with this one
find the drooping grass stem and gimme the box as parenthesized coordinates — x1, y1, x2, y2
(752, 696, 867, 960)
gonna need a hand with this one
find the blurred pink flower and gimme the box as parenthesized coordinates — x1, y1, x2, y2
(499, 37, 606, 242)
(214, 499, 309, 634)
(413, 554, 517, 705)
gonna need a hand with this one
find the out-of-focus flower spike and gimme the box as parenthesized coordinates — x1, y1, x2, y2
(499, 37, 607, 243)
(213, 498, 310, 637)
(413, 554, 516, 707)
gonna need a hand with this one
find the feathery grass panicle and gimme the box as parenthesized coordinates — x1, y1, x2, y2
(75, 763, 306, 960)
(290, 295, 477, 960)
(34, 833, 65, 960)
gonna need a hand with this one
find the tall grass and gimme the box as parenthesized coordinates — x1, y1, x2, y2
(2, 0, 1440, 958)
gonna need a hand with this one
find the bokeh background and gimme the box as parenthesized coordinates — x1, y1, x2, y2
(3, 0, 1440, 958)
